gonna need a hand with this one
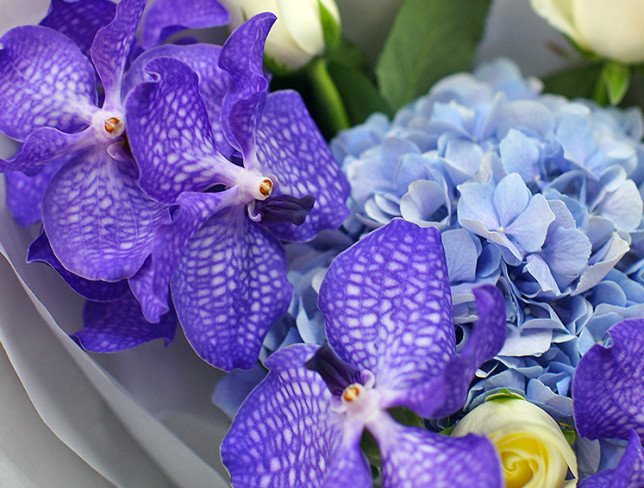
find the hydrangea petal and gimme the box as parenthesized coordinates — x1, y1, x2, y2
(171, 204, 292, 371)
(129, 188, 241, 323)
(368, 411, 502, 488)
(141, 0, 228, 48)
(385, 285, 506, 418)
(40, 0, 117, 57)
(0, 126, 91, 173)
(42, 148, 170, 281)
(0, 25, 96, 140)
(221, 344, 371, 487)
(219, 13, 274, 161)
(4, 156, 67, 226)
(122, 43, 233, 155)
(579, 430, 643, 488)
(318, 219, 454, 389)
(255, 90, 350, 241)
(27, 231, 129, 302)
(457, 181, 499, 231)
(573, 318, 644, 441)
(125, 57, 222, 203)
(73, 292, 176, 352)
(506, 193, 554, 253)
(493, 173, 531, 226)
(596, 179, 643, 233)
(90, 0, 145, 106)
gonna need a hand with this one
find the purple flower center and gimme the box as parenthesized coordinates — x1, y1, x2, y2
(255, 194, 315, 226)
(305, 344, 364, 396)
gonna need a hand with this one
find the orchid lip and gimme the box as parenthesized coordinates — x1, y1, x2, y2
(305, 344, 365, 396)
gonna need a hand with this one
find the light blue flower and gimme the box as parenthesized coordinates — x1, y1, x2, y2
(458, 173, 555, 264)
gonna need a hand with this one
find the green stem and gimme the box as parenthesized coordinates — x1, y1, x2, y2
(307, 58, 350, 136)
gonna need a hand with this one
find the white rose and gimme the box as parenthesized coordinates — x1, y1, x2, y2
(530, 0, 644, 64)
(452, 398, 578, 488)
(221, 0, 341, 70)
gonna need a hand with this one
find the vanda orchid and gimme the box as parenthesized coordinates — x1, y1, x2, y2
(123, 13, 350, 371)
(0, 0, 229, 282)
(222, 219, 507, 487)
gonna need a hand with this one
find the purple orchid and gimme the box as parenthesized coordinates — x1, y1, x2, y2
(0, 0, 171, 282)
(124, 13, 350, 371)
(221, 219, 507, 487)
(573, 318, 644, 487)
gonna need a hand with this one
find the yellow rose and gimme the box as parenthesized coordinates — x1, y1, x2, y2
(530, 0, 644, 64)
(220, 0, 341, 70)
(452, 398, 578, 488)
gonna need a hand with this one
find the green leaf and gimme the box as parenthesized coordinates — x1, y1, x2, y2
(484, 389, 525, 403)
(559, 422, 577, 446)
(543, 64, 602, 99)
(376, 0, 492, 111)
(319, 0, 341, 51)
(388, 407, 425, 428)
(360, 429, 381, 467)
(601, 61, 631, 106)
(327, 61, 393, 124)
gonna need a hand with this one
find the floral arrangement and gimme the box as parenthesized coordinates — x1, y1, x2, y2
(0, 0, 642, 487)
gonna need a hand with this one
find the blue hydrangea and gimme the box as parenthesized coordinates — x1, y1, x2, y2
(330, 58, 643, 421)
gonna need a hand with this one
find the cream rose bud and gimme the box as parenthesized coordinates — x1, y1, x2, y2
(452, 398, 578, 488)
(531, 0, 644, 64)
(221, 0, 341, 70)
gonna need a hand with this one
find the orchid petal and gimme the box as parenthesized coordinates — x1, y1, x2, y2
(123, 43, 233, 156)
(73, 292, 176, 352)
(41, 0, 117, 57)
(221, 344, 371, 487)
(141, 0, 228, 48)
(579, 430, 644, 488)
(4, 156, 67, 226)
(386, 285, 506, 418)
(255, 90, 350, 241)
(125, 57, 222, 203)
(171, 204, 292, 371)
(368, 412, 502, 488)
(42, 148, 170, 281)
(27, 231, 129, 302)
(0, 126, 91, 173)
(318, 219, 454, 389)
(219, 13, 274, 161)
(130, 188, 241, 323)
(90, 0, 145, 106)
(0, 25, 96, 140)
(573, 318, 644, 442)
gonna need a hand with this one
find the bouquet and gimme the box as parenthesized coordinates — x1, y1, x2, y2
(0, 0, 642, 487)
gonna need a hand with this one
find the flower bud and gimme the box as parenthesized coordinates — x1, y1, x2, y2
(452, 398, 578, 488)
(221, 0, 341, 70)
(531, 0, 644, 64)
